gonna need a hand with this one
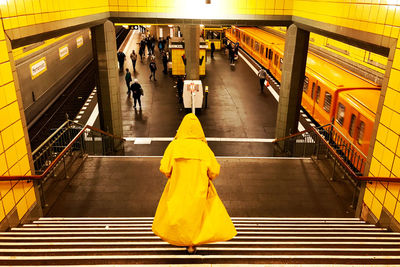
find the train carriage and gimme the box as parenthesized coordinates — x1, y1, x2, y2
(226, 26, 380, 157)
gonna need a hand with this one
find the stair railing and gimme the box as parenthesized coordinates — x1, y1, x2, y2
(273, 124, 400, 184)
(0, 120, 125, 208)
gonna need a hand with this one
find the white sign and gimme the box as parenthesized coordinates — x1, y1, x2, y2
(59, 45, 69, 60)
(30, 57, 47, 79)
(76, 36, 83, 48)
(183, 80, 203, 109)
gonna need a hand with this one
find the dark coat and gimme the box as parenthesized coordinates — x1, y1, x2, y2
(131, 82, 143, 98)
(149, 62, 157, 72)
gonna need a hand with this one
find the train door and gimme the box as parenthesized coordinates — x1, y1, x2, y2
(311, 82, 321, 115)
(353, 113, 369, 155)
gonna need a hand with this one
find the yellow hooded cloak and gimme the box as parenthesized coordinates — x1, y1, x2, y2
(152, 114, 237, 246)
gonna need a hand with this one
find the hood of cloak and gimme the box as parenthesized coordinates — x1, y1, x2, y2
(175, 114, 207, 143)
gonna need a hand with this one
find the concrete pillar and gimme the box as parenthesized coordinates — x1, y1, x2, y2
(91, 20, 123, 137)
(182, 25, 200, 80)
(275, 24, 309, 140)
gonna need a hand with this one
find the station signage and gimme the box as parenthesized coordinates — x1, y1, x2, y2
(76, 36, 84, 48)
(30, 57, 47, 80)
(59, 44, 69, 60)
(169, 44, 183, 48)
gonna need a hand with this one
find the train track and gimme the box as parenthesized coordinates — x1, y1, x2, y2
(28, 61, 96, 151)
(28, 28, 131, 151)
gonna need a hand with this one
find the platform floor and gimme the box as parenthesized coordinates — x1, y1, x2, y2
(47, 157, 351, 218)
(109, 31, 282, 156)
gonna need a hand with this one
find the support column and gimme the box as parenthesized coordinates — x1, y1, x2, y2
(182, 25, 200, 80)
(275, 24, 309, 140)
(92, 20, 123, 137)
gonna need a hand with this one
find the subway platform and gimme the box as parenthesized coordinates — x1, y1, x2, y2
(45, 30, 354, 219)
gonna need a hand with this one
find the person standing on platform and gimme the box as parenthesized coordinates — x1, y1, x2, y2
(176, 76, 184, 106)
(131, 79, 143, 109)
(149, 59, 157, 81)
(130, 50, 137, 73)
(257, 68, 267, 92)
(152, 113, 237, 254)
(210, 42, 215, 59)
(162, 51, 168, 74)
(117, 51, 126, 71)
(125, 68, 132, 96)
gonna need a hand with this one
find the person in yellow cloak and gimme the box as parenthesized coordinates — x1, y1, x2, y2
(152, 113, 237, 253)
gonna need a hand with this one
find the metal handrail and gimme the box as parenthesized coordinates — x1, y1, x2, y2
(0, 122, 125, 181)
(273, 124, 400, 183)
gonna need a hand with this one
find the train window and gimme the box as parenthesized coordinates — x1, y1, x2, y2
(265, 48, 269, 59)
(357, 121, 365, 144)
(269, 50, 273, 60)
(303, 76, 309, 92)
(349, 114, 356, 137)
(261, 45, 264, 56)
(245, 35, 250, 45)
(323, 92, 332, 112)
(274, 54, 278, 65)
(242, 34, 246, 42)
(250, 38, 253, 48)
(311, 82, 315, 99)
(236, 30, 239, 38)
(254, 41, 259, 52)
(336, 103, 345, 126)
(316, 86, 321, 103)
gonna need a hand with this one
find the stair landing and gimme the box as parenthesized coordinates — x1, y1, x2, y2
(47, 156, 353, 218)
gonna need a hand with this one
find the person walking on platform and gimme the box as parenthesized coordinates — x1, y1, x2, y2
(228, 44, 235, 65)
(125, 68, 132, 96)
(257, 68, 267, 92)
(149, 59, 157, 81)
(117, 51, 126, 71)
(131, 79, 143, 109)
(162, 51, 168, 74)
(152, 113, 237, 254)
(130, 50, 137, 72)
(139, 39, 146, 61)
(210, 42, 215, 59)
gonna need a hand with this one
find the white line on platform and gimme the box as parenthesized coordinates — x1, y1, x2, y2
(238, 51, 306, 132)
(76, 115, 82, 119)
(87, 155, 311, 160)
(86, 103, 98, 126)
(124, 137, 275, 143)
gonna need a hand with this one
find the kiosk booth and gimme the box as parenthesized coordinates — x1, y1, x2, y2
(169, 37, 207, 76)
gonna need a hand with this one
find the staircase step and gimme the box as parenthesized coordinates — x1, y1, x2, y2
(0, 254, 399, 265)
(3, 231, 399, 237)
(1, 240, 400, 248)
(13, 226, 388, 232)
(1, 217, 398, 265)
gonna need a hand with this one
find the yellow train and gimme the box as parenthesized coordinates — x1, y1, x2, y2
(202, 26, 224, 50)
(226, 27, 381, 158)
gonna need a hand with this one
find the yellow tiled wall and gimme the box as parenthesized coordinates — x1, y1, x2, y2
(0, 0, 109, 30)
(292, 1, 400, 223)
(270, 26, 387, 75)
(0, 16, 36, 222)
(108, 0, 293, 17)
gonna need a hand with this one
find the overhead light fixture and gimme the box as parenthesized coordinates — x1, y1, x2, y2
(205, 0, 211, 4)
